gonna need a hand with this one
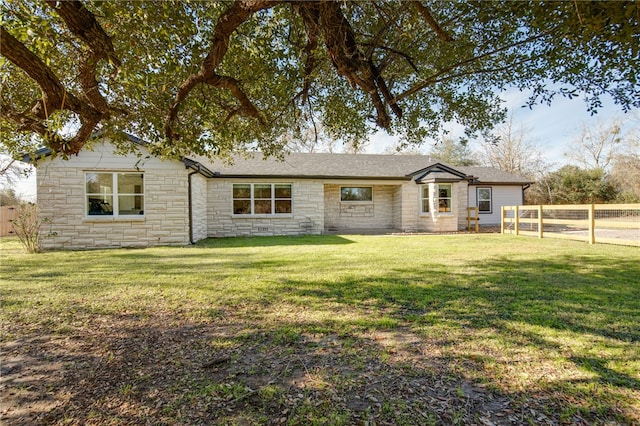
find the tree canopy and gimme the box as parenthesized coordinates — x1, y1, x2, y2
(428, 137, 476, 166)
(1, 0, 639, 160)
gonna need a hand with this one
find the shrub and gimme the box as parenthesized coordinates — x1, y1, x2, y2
(11, 203, 45, 253)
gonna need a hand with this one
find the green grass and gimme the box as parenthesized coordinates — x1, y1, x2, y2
(1, 234, 639, 425)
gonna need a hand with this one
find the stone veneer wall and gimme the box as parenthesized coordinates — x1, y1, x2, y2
(37, 142, 191, 249)
(392, 185, 404, 230)
(397, 182, 420, 232)
(324, 184, 397, 230)
(457, 182, 471, 230)
(190, 173, 208, 242)
(399, 181, 467, 233)
(206, 179, 324, 237)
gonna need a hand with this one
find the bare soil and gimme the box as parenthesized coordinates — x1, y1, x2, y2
(2, 313, 568, 425)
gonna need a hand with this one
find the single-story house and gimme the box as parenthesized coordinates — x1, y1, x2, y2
(31, 137, 530, 249)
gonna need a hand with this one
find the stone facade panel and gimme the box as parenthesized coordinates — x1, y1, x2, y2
(38, 142, 191, 250)
(206, 179, 324, 237)
(324, 184, 396, 230)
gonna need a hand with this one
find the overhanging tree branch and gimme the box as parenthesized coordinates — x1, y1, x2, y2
(2, 1, 637, 158)
(1, 0, 121, 155)
(45, 0, 120, 116)
(165, 0, 280, 140)
(394, 30, 555, 103)
(411, 1, 454, 42)
(0, 26, 83, 117)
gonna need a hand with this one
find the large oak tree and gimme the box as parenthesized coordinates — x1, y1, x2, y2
(1, 0, 639, 159)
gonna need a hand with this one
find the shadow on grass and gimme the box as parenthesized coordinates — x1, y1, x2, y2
(255, 255, 640, 422)
(0, 319, 517, 425)
(570, 356, 640, 390)
(268, 255, 640, 342)
(2, 311, 637, 425)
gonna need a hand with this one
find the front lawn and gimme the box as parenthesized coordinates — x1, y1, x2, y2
(1, 234, 639, 425)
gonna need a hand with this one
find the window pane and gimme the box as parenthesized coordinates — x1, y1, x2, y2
(118, 173, 143, 194)
(254, 199, 272, 214)
(119, 195, 144, 215)
(421, 186, 429, 198)
(275, 184, 291, 198)
(275, 200, 292, 214)
(233, 184, 251, 198)
(254, 184, 272, 199)
(478, 200, 491, 212)
(86, 173, 113, 194)
(478, 188, 491, 201)
(233, 199, 251, 214)
(422, 200, 430, 213)
(439, 199, 451, 212)
(341, 187, 372, 201)
(87, 195, 113, 215)
(438, 185, 451, 198)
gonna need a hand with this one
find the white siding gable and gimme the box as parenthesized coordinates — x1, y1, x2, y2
(468, 185, 524, 225)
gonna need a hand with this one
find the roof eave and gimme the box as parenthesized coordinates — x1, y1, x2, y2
(468, 181, 532, 186)
(212, 174, 412, 181)
(409, 162, 469, 179)
(21, 132, 147, 163)
(182, 157, 217, 178)
(22, 147, 52, 163)
(415, 178, 466, 184)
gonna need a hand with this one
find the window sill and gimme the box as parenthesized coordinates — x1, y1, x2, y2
(83, 216, 146, 223)
(232, 214, 294, 219)
(419, 213, 454, 218)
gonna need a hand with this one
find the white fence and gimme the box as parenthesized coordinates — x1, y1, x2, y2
(502, 204, 640, 246)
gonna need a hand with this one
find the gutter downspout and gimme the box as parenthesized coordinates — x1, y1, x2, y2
(466, 179, 471, 232)
(522, 183, 531, 204)
(187, 166, 200, 245)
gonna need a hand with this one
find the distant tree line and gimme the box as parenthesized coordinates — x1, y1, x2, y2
(425, 115, 640, 205)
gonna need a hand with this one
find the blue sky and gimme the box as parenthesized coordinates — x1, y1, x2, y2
(367, 90, 632, 166)
(11, 91, 634, 202)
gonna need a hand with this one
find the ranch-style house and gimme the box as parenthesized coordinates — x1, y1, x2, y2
(30, 137, 530, 250)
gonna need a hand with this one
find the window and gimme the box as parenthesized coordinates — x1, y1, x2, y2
(437, 183, 452, 213)
(420, 185, 430, 213)
(233, 183, 292, 215)
(86, 172, 144, 216)
(477, 187, 492, 213)
(340, 186, 372, 202)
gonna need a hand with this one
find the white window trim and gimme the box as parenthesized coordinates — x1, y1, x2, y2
(419, 185, 430, 214)
(340, 186, 373, 203)
(477, 187, 493, 214)
(232, 183, 293, 217)
(436, 183, 454, 215)
(84, 171, 145, 219)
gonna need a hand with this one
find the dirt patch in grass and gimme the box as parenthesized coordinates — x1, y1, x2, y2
(1, 313, 598, 426)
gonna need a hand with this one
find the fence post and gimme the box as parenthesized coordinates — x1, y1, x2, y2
(501, 206, 505, 234)
(588, 204, 595, 244)
(538, 205, 543, 239)
(514, 205, 519, 236)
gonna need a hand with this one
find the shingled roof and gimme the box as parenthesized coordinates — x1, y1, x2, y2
(457, 166, 531, 185)
(196, 152, 530, 185)
(26, 133, 530, 185)
(200, 152, 432, 179)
